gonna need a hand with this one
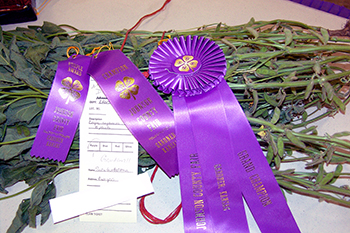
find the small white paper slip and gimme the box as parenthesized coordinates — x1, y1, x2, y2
(79, 78, 139, 222)
(49, 173, 154, 224)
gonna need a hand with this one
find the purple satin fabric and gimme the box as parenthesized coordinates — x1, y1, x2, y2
(218, 82, 300, 233)
(173, 81, 300, 232)
(31, 55, 91, 162)
(173, 96, 214, 232)
(174, 92, 249, 232)
(87, 50, 178, 177)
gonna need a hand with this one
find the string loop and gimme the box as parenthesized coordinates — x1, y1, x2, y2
(66, 46, 80, 58)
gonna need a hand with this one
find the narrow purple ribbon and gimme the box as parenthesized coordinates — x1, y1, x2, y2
(31, 55, 91, 162)
(87, 50, 178, 177)
(149, 36, 301, 232)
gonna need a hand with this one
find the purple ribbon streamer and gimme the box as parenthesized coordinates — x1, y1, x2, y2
(174, 92, 249, 232)
(87, 50, 178, 177)
(173, 96, 214, 232)
(219, 81, 300, 232)
(174, 82, 300, 232)
(31, 55, 91, 162)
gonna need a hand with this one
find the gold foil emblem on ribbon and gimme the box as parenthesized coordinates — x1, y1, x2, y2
(58, 77, 83, 104)
(115, 76, 140, 100)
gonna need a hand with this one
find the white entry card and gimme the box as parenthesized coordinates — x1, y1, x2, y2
(79, 77, 139, 222)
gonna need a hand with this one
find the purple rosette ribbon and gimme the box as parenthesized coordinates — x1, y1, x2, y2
(149, 36, 301, 232)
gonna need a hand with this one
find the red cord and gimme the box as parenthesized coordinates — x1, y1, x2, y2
(139, 165, 182, 224)
(120, 0, 172, 52)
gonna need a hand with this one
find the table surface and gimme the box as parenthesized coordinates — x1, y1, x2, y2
(1, 0, 350, 233)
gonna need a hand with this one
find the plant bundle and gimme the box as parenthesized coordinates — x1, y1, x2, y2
(1, 18, 350, 232)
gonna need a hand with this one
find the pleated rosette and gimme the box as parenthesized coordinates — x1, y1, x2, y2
(148, 36, 301, 233)
(149, 35, 227, 97)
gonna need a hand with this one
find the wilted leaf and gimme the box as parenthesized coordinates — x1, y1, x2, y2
(14, 68, 51, 89)
(9, 37, 29, 70)
(24, 44, 50, 69)
(6, 199, 30, 233)
(39, 182, 56, 225)
(6, 98, 44, 125)
(0, 127, 35, 160)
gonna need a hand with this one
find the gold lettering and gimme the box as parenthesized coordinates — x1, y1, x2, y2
(249, 174, 272, 207)
(102, 64, 129, 80)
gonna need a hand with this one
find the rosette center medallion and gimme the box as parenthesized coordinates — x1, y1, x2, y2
(173, 55, 200, 74)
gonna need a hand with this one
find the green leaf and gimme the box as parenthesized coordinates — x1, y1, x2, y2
(284, 28, 293, 46)
(7, 199, 30, 233)
(304, 79, 314, 99)
(139, 38, 158, 48)
(268, 132, 278, 156)
(266, 144, 274, 164)
(330, 164, 343, 185)
(215, 22, 222, 32)
(9, 37, 29, 70)
(0, 127, 35, 160)
(246, 27, 259, 39)
(13, 68, 51, 89)
(323, 81, 334, 100)
(6, 98, 44, 125)
(316, 164, 325, 184)
(270, 107, 280, 124)
(253, 107, 268, 118)
(319, 173, 334, 186)
(285, 129, 306, 149)
(24, 43, 50, 70)
(246, 17, 255, 27)
(264, 92, 279, 107)
(277, 136, 284, 158)
(320, 28, 329, 44)
(302, 111, 308, 122)
(274, 153, 281, 170)
(332, 131, 350, 138)
(39, 182, 56, 225)
(333, 95, 346, 112)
